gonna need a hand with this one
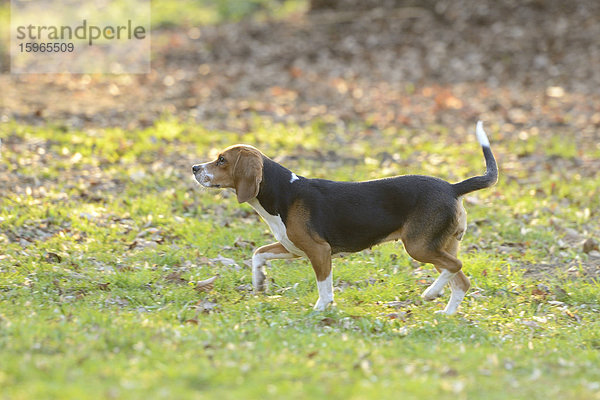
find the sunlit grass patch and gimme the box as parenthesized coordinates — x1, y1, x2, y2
(1, 116, 600, 399)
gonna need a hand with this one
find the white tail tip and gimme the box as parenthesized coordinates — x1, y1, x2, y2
(476, 121, 490, 147)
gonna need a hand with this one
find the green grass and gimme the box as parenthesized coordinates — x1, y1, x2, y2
(1, 117, 600, 399)
(150, 0, 307, 28)
(0, 0, 306, 30)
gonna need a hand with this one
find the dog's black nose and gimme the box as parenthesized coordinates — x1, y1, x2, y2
(192, 165, 201, 174)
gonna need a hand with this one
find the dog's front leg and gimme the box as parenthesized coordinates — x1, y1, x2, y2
(251, 242, 297, 292)
(313, 271, 334, 311)
(306, 244, 334, 311)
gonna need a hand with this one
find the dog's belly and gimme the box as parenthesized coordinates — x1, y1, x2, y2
(317, 209, 407, 254)
(247, 199, 307, 257)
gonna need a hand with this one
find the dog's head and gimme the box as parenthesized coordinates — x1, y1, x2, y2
(192, 144, 264, 203)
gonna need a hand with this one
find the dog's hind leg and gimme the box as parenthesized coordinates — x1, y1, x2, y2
(437, 238, 470, 315)
(403, 239, 463, 305)
(403, 199, 469, 314)
(440, 272, 470, 315)
(420, 252, 462, 302)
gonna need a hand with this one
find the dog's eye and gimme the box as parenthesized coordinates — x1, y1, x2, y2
(216, 156, 226, 165)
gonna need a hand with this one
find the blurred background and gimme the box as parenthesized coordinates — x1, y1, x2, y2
(1, 0, 599, 138)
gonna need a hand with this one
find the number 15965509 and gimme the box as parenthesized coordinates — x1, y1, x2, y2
(19, 42, 74, 52)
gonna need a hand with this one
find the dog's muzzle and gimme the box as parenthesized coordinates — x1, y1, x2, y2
(192, 164, 218, 188)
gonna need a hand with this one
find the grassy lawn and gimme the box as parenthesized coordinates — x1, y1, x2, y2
(150, 0, 307, 28)
(1, 118, 600, 399)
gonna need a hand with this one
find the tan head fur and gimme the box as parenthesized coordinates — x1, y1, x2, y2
(193, 145, 263, 203)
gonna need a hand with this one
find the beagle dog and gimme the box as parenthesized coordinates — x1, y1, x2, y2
(192, 122, 497, 315)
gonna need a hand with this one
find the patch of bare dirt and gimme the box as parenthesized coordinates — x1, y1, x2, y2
(1, 0, 599, 141)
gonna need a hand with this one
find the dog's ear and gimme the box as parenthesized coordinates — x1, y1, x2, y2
(233, 149, 263, 203)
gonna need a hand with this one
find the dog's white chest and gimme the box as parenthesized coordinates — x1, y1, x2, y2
(247, 199, 306, 256)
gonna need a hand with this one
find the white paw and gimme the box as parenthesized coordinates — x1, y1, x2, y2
(421, 287, 442, 301)
(252, 270, 266, 293)
(313, 297, 333, 311)
(434, 307, 458, 316)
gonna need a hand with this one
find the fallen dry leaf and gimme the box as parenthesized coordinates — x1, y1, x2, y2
(234, 237, 254, 248)
(564, 309, 582, 323)
(195, 275, 218, 293)
(165, 271, 188, 285)
(383, 300, 413, 309)
(195, 299, 218, 313)
(521, 320, 541, 329)
(235, 283, 253, 292)
(385, 312, 407, 321)
(44, 251, 62, 263)
(307, 350, 318, 359)
(209, 255, 239, 268)
(583, 238, 599, 254)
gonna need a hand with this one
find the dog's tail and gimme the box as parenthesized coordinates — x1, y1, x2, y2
(452, 121, 498, 197)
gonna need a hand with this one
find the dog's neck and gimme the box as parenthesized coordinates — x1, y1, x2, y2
(255, 157, 299, 221)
